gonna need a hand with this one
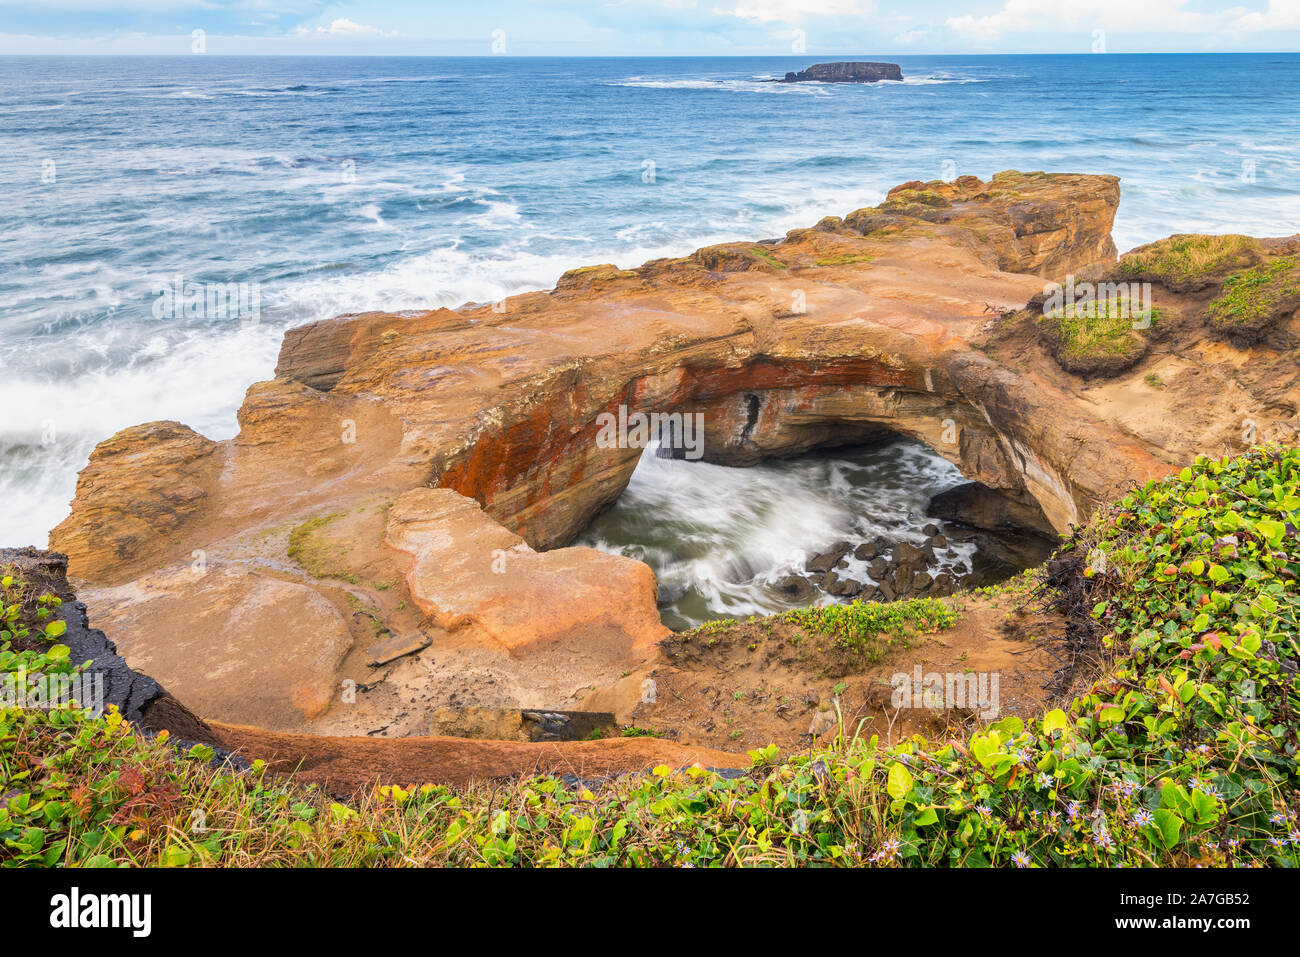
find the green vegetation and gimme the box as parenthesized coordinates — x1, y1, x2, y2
(618, 726, 662, 739)
(1143, 372, 1166, 390)
(813, 253, 875, 267)
(286, 513, 357, 584)
(1204, 256, 1300, 341)
(3, 447, 1299, 866)
(1036, 297, 1159, 376)
(1119, 233, 1260, 290)
(748, 246, 788, 270)
(684, 618, 737, 639)
(779, 597, 957, 660)
(884, 187, 950, 208)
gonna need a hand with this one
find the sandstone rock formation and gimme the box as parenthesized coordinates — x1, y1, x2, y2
(54, 169, 1294, 741)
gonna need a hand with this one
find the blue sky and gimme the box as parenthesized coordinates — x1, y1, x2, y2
(1, 0, 1298, 55)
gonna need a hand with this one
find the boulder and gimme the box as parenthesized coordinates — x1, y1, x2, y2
(773, 574, 816, 602)
(386, 488, 666, 667)
(806, 542, 852, 573)
(85, 565, 355, 730)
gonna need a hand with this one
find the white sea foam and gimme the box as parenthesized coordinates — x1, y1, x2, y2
(578, 440, 974, 627)
(607, 77, 832, 95)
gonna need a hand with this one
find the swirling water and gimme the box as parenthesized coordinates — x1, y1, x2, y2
(3, 53, 1298, 557)
(576, 439, 978, 629)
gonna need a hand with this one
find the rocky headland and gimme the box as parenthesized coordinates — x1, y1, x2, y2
(36, 169, 1300, 790)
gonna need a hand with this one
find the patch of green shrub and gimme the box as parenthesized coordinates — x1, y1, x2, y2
(1120, 233, 1261, 291)
(1204, 256, 1300, 342)
(1036, 297, 1159, 376)
(779, 597, 957, 659)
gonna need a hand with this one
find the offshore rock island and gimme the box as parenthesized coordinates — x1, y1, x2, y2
(776, 61, 904, 83)
(34, 169, 1300, 797)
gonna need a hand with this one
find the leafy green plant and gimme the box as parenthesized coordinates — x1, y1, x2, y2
(619, 726, 662, 738)
(779, 597, 957, 659)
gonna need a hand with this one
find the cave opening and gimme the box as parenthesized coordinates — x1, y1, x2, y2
(573, 431, 1059, 631)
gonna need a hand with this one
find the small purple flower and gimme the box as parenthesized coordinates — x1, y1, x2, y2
(1036, 773, 1052, 789)
(1012, 850, 1031, 868)
(1270, 813, 1287, 826)
(1066, 801, 1080, 820)
(1290, 830, 1300, 846)
(976, 805, 992, 818)
(1094, 830, 1114, 848)
(1133, 809, 1154, 827)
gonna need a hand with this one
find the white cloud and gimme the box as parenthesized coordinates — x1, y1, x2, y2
(294, 17, 399, 38)
(714, 0, 873, 23)
(945, 0, 1239, 40)
(1231, 0, 1300, 32)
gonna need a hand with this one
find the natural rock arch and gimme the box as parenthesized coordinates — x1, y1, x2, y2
(49, 171, 1168, 733)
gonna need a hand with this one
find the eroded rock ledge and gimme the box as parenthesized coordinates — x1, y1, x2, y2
(51, 169, 1257, 736)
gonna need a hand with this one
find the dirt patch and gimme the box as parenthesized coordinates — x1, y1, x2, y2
(584, 588, 1065, 756)
(206, 721, 749, 795)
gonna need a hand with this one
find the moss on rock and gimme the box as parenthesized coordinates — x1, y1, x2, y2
(1035, 297, 1160, 376)
(1204, 256, 1300, 343)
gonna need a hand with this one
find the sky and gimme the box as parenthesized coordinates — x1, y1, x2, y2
(0, 0, 1297, 55)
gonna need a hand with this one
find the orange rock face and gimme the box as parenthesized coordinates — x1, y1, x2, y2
(385, 487, 666, 661)
(50, 170, 1170, 734)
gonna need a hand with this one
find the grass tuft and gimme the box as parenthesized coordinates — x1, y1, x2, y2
(1204, 256, 1300, 342)
(1119, 233, 1260, 291)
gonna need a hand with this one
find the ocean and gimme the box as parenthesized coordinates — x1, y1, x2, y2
(3, 53, 1299, 550)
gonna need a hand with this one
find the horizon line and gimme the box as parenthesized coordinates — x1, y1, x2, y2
(2, 51, 1297, 58)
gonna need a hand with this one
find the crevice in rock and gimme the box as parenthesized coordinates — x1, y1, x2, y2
(739, 392, 762, 441)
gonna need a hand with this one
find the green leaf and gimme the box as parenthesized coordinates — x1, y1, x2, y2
(1042, 710, 1070, 735)
(887, 762, 914, 801)
(43, 619, 67, 639)
(1255, 519, 1285, 547)
(1152, 809, 1183, 849)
